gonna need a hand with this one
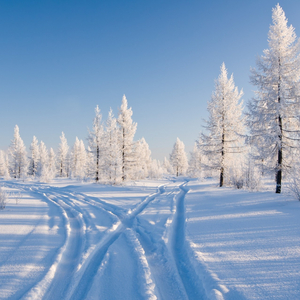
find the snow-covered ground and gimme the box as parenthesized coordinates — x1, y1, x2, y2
(0, 177, 299, 299)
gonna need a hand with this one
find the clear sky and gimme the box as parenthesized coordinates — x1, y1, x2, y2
(1, 0, 300, 160)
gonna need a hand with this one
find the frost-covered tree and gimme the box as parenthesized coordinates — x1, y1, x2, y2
(134, 138, 152, 179)
(104, 109, 122, 184)
(188, 141, 202, 178)
(48, 148, 56, 180)
(28, 136, 39, 177)
(86, 146, 95, 179)
(162, 157, 173, 174)
(0, 150, 9, 179)
(248, 4, 300, 193)
(71, 137, 87, 180)
(8, 125, 28, 179)
(117, 95, 137, 181)
(39, 141, 49, 181)
(148, 159, 163, 179)
(57, 132, 69, 177)
(202, 63, 245, 187)
(88, 106, 105, 182)
(170, 138, 188, 176)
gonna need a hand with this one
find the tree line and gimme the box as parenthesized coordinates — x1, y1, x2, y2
(1, 4, 300, 195)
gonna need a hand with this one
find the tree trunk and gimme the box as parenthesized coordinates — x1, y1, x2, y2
(276, 77, 282, 194)
(122, 128, 125, 181)
(220, 121, 225, 187)
(220, 166, 224, 187)
(276, 114, 283, 193)
(96, 145, 99, 182)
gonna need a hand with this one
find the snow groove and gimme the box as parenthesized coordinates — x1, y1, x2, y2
(22, 192, 72, 300)
(66, 185, 165, 300)
(135, 217, 189, 300)
(124, 229, 157, 300)
(170, 182, 207, 300)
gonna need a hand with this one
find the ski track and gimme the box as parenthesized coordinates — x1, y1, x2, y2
(2, 180, 207, 300)
(170, 182, 206, 300)
(135, 217, 189, 300)
(42, 193, 85, 300)
(21, 189, 85, 300)
(67, 185, 165, 300)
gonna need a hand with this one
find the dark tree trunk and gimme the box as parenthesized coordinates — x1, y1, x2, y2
(220, 125, 225, 187)
(122, 128, 125, 181)
(276, 114, 283, 193)
(276, 76, 282, 194)
(220, 166, 224, 187)
(96, 145, 99, 182)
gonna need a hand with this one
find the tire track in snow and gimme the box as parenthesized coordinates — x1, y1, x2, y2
(134, 187, 190, 300)
(135, 220, 189, 300)
(22, 191, 85, 300)
(170, 183, 206, 300)
(67, 185, 165, 300)
(127, 229, 157, 299)
(43, 193, 85, 300)
(19, 184, 125, 300)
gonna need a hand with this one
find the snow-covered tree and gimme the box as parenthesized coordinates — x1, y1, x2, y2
(70, 137, 87, 180)
(170, 138, 188, 176)
(104, 109, 122, 184)
(8, 125, 28, 179)
(57, 132, 69, 177)
(48, 148, 56, 180)
(28, 136, 39, 177)
(117, 95, 137, 181)
(70, 137, 79, 178)
(0, 150, 9, 179)
(86, 146, 95, 179)
(39, 141, 49, 181)
(134, 137, 152, 179)
(148, 159, 163, 179)
(88, 106, 105, 182)
(188, 141, 202, 178)
(248, 4, 300, 193)
(162, 157, 173, 174)
(202, 63, 245, 187)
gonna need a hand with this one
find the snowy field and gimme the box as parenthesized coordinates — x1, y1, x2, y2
(0, 177, 299, 300)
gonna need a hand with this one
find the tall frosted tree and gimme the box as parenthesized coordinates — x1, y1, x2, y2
(39, 141, 49, 181)
(0, 150, 9, 179)
(134, 137, 152, 179)
(188, 141, 202, 178)
(104, 109, 122, 184)
(202, 63, 244, 187)
(57, 132, 69, 177)
(117, 95, 137, 181)
(28, 136, 39, 177)
(248, 4, 300, 193)
(170, 138, 188, 176)
(8, 125, 28, 179)
(162, 157, 173, 174)
(71, 137, 87, 180)
(48, 148, 57, 180)
(88, 105, 105, 182)
(148, 159, 163, 179)
(86, 146, 95, 179)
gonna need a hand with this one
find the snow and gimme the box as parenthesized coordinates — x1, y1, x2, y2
(0, 177, 299, 299)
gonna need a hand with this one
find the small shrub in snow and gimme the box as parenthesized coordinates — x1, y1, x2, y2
(0, 188, 8, 210)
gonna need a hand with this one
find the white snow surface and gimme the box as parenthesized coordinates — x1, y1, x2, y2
(0, 177, 299, 299)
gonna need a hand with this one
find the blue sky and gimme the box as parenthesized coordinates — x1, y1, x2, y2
(1, 0, 300, 160)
